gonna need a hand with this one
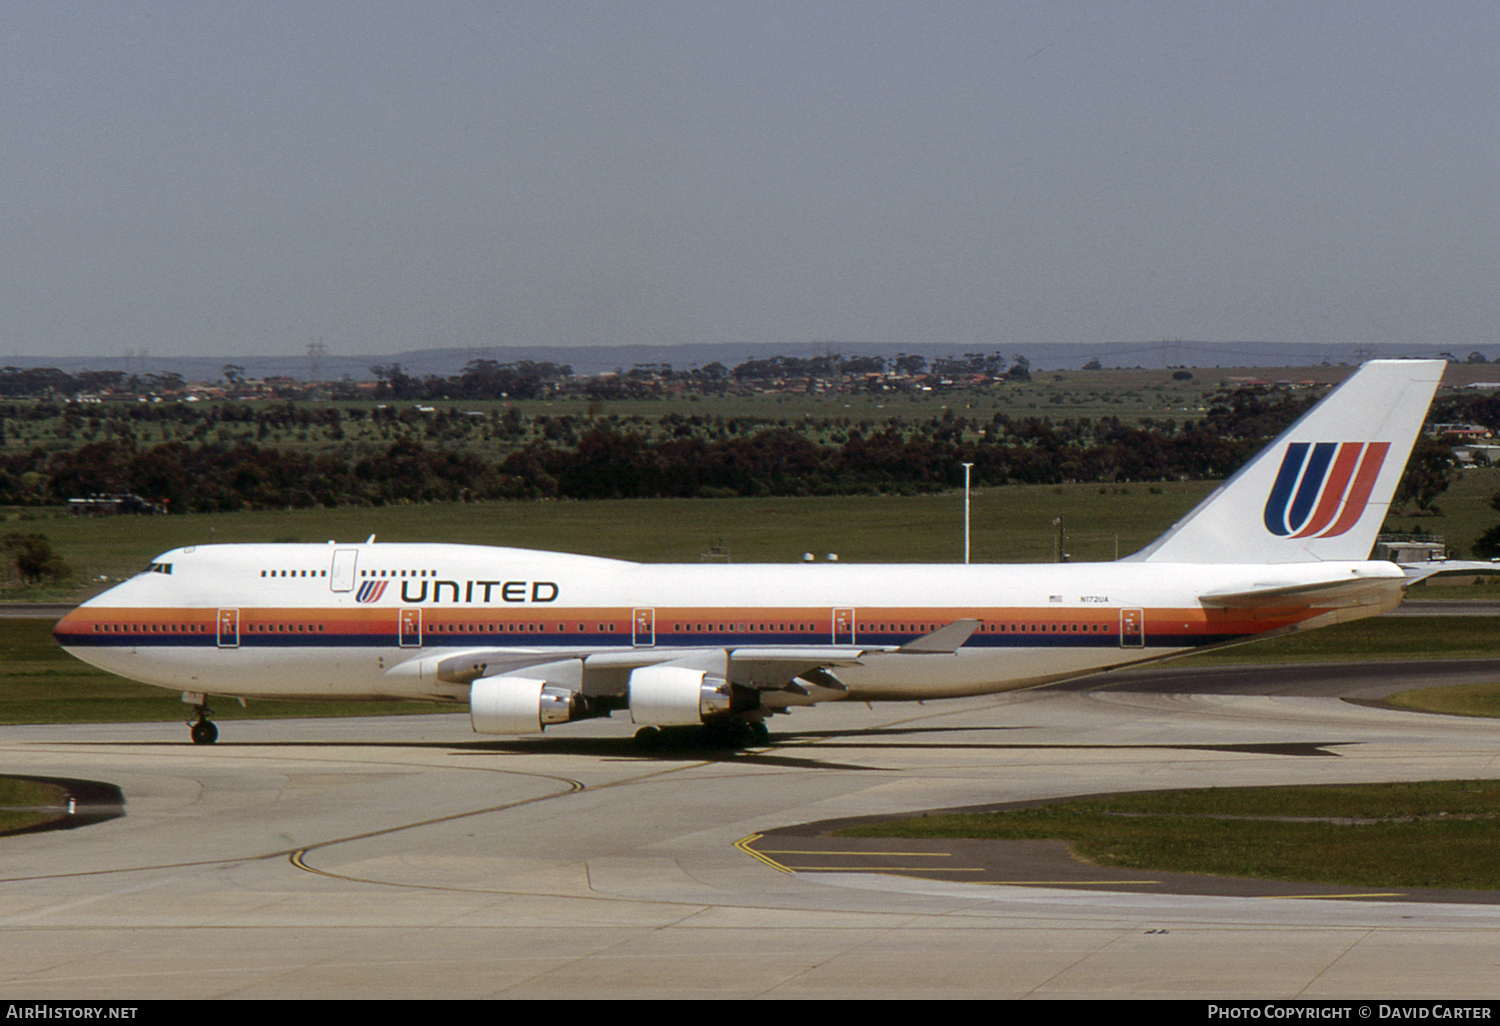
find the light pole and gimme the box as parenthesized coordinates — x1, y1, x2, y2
(962, 462, 973, 564)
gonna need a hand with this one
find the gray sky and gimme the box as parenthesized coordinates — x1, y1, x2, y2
(3, 1, 1496, 360)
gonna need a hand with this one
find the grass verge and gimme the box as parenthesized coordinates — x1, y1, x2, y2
(839, 781, 1500, 891)
(1176, 615, 1500, 664)
(1385, 684, 1500, 718)
(0, 778, 66, 833)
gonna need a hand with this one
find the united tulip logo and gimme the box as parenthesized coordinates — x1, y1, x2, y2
(1263, 441, 1390, 538)
(355, 580, 388, 603)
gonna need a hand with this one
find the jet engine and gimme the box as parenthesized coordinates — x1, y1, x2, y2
(627, 665, 733, 726)
(470, 675, 589, 735)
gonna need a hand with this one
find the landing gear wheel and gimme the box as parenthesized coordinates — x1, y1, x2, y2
(634, 722, 767, 751)
(188, 700, 218, 745)
(700, 721, 760, 749)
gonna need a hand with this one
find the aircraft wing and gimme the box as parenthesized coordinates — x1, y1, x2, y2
(385, 644, 868, 690)
(385, 648, 572, 686)
(732, 620, 983, 700)
(388, 620, 982, 699)
(892, 618, 980, 653)
(731, 618, 979, 684)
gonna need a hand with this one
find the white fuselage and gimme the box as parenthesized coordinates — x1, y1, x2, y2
(55, 541, 1405, 706)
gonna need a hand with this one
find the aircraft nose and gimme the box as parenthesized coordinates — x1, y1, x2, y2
(53, 605, 91, 647)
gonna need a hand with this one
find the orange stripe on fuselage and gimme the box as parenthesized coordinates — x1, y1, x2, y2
(56, 604, 1327, 644)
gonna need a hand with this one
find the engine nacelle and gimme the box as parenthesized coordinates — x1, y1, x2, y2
(628, 666, 732, 726)
(470, 675, 582, 735)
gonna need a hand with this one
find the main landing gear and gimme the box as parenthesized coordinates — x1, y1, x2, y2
(183, 692, 218, 745)
(632, 720, 771, 751)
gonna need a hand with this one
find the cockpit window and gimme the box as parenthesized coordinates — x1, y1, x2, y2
(139, 562, 173, 575)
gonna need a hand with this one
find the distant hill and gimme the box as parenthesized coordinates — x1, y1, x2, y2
(1, 340, 1483, 383)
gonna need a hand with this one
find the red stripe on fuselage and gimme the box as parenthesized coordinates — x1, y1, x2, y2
(56, 604, 1327, 645)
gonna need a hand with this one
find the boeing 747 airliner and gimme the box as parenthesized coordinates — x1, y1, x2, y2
(55, 360, 1446, 744)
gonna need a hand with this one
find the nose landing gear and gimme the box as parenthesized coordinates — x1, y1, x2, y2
(190, 715, 218, 745)
(183, 692, 218, 744)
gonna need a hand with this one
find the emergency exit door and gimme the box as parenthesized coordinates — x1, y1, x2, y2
(330, 549, 357, 592)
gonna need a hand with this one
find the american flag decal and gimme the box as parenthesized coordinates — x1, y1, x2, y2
(355, 580, 387, 603)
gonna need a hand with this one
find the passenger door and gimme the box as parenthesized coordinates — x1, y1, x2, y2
(216, 607, 240, 649)
(400, 608, 423, 648)
(832, 607, 855, 645)
(633, 608, 655, 647)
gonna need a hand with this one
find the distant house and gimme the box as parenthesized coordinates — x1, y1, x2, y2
(67, 494, 167, 516)
(1429, 423, 1491, 439)
(1452, 444, 1500, 465)
(1374, 534, 1445, 563)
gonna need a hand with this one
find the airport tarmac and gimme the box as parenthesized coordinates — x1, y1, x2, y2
(3, 663, 1500, 999)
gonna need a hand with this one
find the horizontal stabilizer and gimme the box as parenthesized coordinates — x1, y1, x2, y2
(1399, 560, 1500, 585)
(1200, 574, 1404, 609)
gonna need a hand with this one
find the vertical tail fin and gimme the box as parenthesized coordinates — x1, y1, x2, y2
(1126, 360, 1444, 564)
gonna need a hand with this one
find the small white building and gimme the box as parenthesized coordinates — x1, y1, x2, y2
(1374, 535, 1446, 563)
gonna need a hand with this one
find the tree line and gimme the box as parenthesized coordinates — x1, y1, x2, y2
(0, 426, 1261, 511)
(0, 382, 1465, 518)
(0, 384, 1386, 512)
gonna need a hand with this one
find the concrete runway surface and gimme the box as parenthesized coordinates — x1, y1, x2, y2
(3, 661, 1500, 999)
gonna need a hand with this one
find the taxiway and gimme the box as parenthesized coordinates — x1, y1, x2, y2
(2, 661, 1499, 999)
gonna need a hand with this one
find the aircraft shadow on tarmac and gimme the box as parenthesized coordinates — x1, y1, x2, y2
(55, 733, 890, 771)
(60, 722, 1355, 766)
(0, 775, 125, 836)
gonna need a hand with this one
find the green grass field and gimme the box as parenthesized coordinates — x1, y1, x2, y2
(1386, 684, 1500, 718)
(6, 453, 1498, 603)
(0, 777, 64, 834)
(6, 481, 1217, 597)
(838, 780, 1500, 891)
